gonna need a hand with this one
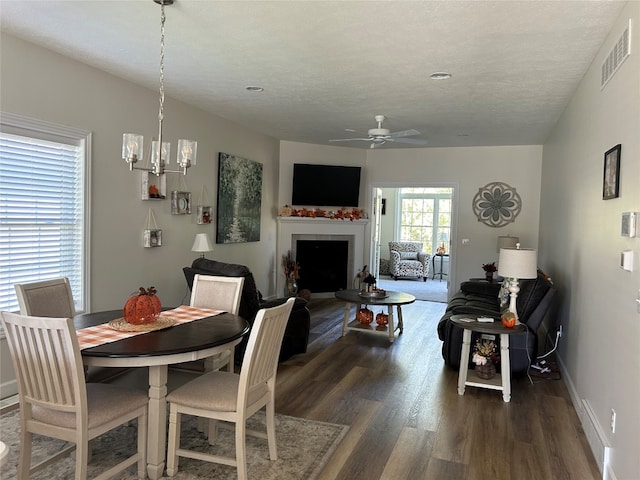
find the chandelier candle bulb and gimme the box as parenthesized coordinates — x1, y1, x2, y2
(122, 133, 143, 165)
(177, 139, 197, 167)
(151, 141, 170, 166)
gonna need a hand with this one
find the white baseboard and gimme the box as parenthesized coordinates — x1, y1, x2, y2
(0, 379, 17, 401)
(556, 356, 610, 480)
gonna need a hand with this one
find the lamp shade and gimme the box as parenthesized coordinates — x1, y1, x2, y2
(497, 235, 519, 253)
(191, 233, 213, 253)
(498, 247, 537, 279)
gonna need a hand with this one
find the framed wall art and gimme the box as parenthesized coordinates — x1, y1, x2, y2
(171, 191, 192, 214)
(143, 209, 162, 248)
(603, 144, 621, 200)
(197, 205, 213, 224)
(216, 152, 263, 244)
(472, 181, 522, 228)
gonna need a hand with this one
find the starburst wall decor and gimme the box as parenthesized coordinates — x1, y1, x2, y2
(472, 181, 522, 227)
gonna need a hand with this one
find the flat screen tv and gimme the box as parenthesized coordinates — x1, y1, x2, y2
(292, 163, 361, 207)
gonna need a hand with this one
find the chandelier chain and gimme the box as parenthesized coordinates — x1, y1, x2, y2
(157, 1, 166, 148)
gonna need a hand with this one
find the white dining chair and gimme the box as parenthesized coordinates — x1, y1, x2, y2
(0, 311, 148, 480)
(165, 297, 295, 480)
(188, 274, 245, 373)
(14, 276, 76, 317)
(14, 277, 129, 384)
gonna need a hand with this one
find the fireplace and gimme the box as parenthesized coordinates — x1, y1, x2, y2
(295, 239, 349, 293)
(277, 217, 369, 298)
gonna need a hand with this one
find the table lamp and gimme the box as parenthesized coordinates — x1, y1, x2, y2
(192, 233, 213, 258)
(497, 244, 537, 320)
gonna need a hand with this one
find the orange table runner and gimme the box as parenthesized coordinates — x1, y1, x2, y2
(77, 305, 223, 350)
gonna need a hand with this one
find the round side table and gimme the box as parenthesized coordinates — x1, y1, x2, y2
(451, 314, 526, 402)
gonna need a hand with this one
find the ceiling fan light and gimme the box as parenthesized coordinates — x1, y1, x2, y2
(430, 71, 452, 80)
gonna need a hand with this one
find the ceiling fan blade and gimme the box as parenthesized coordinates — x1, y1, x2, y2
(388, 129, 420, 138)
(391, 137, 428, 145)
(329, 137, 371, 143)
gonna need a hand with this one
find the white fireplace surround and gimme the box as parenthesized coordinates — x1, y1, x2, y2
(277, 217, 369, 297)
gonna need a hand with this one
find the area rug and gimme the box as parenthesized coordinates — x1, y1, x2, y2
(377, 275, 448, 303)
(0, 409, 348, 480)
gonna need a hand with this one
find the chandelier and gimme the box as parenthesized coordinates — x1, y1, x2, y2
(121, 0, 197, 176)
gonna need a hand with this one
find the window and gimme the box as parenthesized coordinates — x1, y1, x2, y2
(397, 187, 452, 253)
(0, 113, 91, 313)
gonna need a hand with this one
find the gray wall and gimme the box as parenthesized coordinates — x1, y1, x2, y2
(539, 3, 639, 478)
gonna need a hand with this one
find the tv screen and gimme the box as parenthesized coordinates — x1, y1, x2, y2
(292, 164, 361, 207)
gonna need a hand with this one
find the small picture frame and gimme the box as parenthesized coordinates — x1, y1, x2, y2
(171, 191, 192, 215)
(143, 229, 162, 248)
(603, 144, 621, 200)
(621, 212, 637, 238)
(196, 206, 213, 224)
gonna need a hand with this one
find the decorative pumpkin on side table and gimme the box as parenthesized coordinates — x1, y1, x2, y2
(124, 286, 161, 325)
(356, 307, 374, 324)
(375, 310, 389, 327)
(501, 311, 517, 328)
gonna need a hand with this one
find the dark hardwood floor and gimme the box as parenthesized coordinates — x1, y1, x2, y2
(275, 298, 601, 480)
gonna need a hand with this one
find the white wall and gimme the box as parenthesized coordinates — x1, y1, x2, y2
(367, 145, 543, 289)
(0, 33, 281, 312)
(540, 3, 640, 478)
(279, 142, 543, 291)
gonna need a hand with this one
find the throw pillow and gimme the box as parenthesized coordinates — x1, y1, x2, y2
(399, 251, 418, 260)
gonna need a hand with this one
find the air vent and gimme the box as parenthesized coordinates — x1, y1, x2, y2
(601, 19, 632, 89)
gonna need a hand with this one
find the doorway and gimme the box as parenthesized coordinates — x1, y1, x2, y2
(370, 186, 456, 303)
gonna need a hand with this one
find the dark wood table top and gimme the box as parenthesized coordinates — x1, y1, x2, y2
(74, 309, 249, 358)
(334, 289, 416, 306)
(451, 314, 526, 335)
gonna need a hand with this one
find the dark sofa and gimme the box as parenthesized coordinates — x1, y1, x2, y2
(437, 270, 556, 373)
(183, 257, 311, 363)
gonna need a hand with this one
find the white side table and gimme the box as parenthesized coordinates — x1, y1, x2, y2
(451, 315, 526, 403)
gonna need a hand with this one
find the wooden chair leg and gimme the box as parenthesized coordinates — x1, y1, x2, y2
(266, 401, 277, 460)
(166, 407, 181, 477)
(235, 420, 248, 480)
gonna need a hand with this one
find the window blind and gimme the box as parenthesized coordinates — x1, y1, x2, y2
(0, 124, 87, 313)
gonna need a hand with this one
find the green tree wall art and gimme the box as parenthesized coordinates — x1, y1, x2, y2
(216, 152, 263, 243)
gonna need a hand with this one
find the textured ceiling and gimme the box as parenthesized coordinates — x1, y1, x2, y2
(0, 0, 627, 148)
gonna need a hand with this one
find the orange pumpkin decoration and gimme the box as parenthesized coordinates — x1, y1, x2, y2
(375, 311, 389, 326)
(124, 287, 161, 325)
(501, 311, 517, 328)
(356, 307, 373, 324)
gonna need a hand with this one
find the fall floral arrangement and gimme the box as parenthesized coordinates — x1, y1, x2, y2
(282, 251, 300, 279)
(482, 262, 497, 273)
(472, 338, 497, 366)
(279, 206, 367, 221)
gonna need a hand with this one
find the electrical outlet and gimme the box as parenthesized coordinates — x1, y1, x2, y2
(558, 325, 563, 337)
(610, 409, 617, 433)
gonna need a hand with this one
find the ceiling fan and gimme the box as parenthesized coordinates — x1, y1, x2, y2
(329, 115, 428, 149)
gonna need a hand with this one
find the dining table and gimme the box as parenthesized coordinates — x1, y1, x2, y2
(74, 307, 249, 480)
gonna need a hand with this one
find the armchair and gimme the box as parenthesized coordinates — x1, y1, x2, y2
(388, 241, 431, 281)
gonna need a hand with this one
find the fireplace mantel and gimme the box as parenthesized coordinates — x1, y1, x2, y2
(277, 217, 370, 297)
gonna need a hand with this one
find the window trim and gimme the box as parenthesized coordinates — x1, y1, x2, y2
(1, 112, 92, 316)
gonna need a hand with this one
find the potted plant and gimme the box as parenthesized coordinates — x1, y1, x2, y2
(472, 338, 497, 379)
(482, 262, 497, 282)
